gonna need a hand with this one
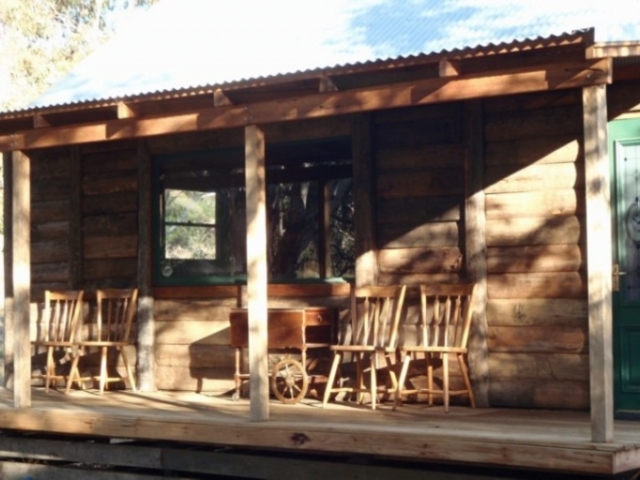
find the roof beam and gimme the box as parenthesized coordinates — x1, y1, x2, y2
(214, 88, 232, 107)
(0, 58, 611, 151)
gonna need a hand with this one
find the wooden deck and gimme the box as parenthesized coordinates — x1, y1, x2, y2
(0, 388, 639, 477)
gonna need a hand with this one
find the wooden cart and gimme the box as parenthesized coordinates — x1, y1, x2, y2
(229, 307, 336, 404)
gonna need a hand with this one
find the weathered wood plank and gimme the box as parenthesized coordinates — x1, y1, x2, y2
(32, 200, 70, 222)
(608, 81, 640, 120)
(378, 247, 463, 274)
(487, 298, 588, 327)
(81, 149, 138, 174)
(488, 326, 588, 354)
(31, 263, 69, 283)
(376, 144, 465, 172)
(378, 222, 459, 248)
(377, 168, 464, 198)
(378, 196, 462, 224)
(82, 172, 137, 196)
(487, 272, 587, 299)
(155, 344, 235, 369)
(483, 89, 581, 114)
(485, 189, 584, 219)
(82, 212, 138, 236)
(484, 104, 583, 142)
(377, 272, 462, 287)
(486, 216, 584, 247)
(488, 352, 589, 381)
(485, 162, 584, 194)
(154, 365, 234, 392)
(83, 235, 137, 259)
(69, 147, 82, 289)
(82, 191, 138, 215)
(155, 320, 231, 346)
(487, 244, 585, 273)
(485, 136, 582, 166)
(31, 176, 70, 202)
(30, 221, 68, 242)
(154, 299, 237, 322)
(82, 258, 137, 281)
(375, 117, 462, 148)
(30, 150, 71, 178)
(489, 378, 589, 409)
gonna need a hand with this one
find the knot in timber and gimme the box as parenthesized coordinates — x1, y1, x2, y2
(291, 432, 310, 446)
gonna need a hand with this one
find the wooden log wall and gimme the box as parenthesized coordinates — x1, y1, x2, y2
(483, 90, 589, 409)
(374, 104, 465, 288)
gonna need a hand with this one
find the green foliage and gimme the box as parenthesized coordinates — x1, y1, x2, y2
(0, 0, 159, 111)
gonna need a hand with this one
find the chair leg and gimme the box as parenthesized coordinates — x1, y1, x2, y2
(393, 353, 411, 411)
(370, 353, 378, 410)
(99, 346, 108, 394)
(442, 352, 450, 413)
(426, 354, 434, 406)
(458, 353, 476, 408)
(322, 352, 341, 408)
(45, 346, 54, 393)
(120, 346, 137, 392)
(65, 352, 81, 394)
(355, 354, 365, 404)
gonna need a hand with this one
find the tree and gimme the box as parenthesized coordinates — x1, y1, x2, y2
(0, 0, 158, 235)
(0, 0, 158, 111)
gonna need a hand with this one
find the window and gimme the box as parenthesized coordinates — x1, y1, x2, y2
(153, 139, 354, 285)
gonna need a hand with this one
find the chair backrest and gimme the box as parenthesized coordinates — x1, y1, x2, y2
(349, 285, 407, 348)
(418, 283, 476, 350)
(40, 290, 84, 343)
(95, 288, 139, 343)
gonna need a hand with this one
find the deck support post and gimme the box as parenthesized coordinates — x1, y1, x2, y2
(464, 100, 489, 408)
(352, 114, 378, 287)
(245, 125, 269, 421)
(12, 150, 31, 408)
(2, 152, 12, 388)
(137, 140, 155, 391)
(583, 84, 613, 443)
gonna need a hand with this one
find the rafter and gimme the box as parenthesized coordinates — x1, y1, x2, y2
(0, 58, 611, 151)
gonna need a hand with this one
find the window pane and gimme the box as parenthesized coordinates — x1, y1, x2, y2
(329, 178, 355, 277)
(165, 225, 216, 260)
(165, 189, 216, 224)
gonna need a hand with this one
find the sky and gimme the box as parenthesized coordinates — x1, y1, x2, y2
(28, 0, 640, 108)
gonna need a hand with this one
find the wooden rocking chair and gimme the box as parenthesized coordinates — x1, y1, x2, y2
(393, 283, 477, 413)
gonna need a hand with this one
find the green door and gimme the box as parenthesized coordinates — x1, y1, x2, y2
(610, 119, 640, 414)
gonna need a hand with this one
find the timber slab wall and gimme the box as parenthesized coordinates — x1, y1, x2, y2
(0, 389, 640, 478)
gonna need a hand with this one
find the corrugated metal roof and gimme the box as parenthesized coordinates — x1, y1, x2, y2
(5, 0, 640, 116)
(0, 29, 595, 120)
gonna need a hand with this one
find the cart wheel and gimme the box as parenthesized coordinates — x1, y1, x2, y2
(271, 358, 308, 404)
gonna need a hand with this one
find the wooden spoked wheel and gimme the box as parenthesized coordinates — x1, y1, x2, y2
(271, 358, 308, 404)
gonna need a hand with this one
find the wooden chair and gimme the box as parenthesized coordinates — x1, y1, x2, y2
(66, 288, 138, 394)
(393, 283, 476, 413)
(32, 290, 84, 393)
(322, 284, 406, 410)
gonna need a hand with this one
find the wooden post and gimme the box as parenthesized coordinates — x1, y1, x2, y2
(245, 125, 269, 421)
(352, 114, 378, 287)
(12, 150, 30, 408)
(137, 141, 155, 391)
(464, 100, 490, 408)
(69, 148, 82, 288)
(583, 84, 613, 443)
(2, 152, 12, 388)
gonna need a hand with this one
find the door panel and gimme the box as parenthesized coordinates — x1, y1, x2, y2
(610, 119, 640, 413)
